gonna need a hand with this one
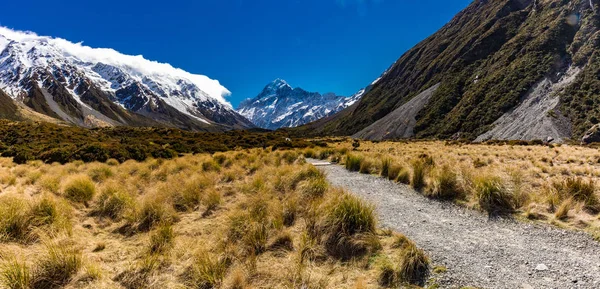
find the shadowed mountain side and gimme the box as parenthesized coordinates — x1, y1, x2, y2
(353, 84, 440, 140)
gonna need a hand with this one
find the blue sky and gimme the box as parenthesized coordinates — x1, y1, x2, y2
(0, 0, 471, 107)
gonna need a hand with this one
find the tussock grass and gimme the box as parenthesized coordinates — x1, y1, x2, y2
(0, 196, 33, 242)
(0, 195, 71, 243)
(410, 160, 427, 191)
(426, 166, 462, 200)
(359, 158, 374, 174)
(32, 240, 82, 289)
(376, 257, 395, 287)
(554, 177, 600, 213)
(0, 148, 425, 288)
(310, 191, 380, 260)
(130, 199, 177, 232)
(63, 175, 96, 203)
(380, 158, 392, 178)
(93, 183, 133, 220)
(299, 176, 328, 199)
(0, 257, 31, 289)
(345, 154, 363, 172)
(387, 163, 402, 181)
(148, 224, 175, 255)
(397, 242, 429, 285)
(184, 250, 230, 289)
(474, 175, 514, 215)
(87, 164, 113, 182)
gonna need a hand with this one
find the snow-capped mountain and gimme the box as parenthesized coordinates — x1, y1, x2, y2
(0, 26, 253, 131)
(237, 79, 363, 130)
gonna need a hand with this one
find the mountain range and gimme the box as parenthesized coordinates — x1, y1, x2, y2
(0, 27, 253, 132)
(3, 0, 600, 144)
(237, 79, 364, 130)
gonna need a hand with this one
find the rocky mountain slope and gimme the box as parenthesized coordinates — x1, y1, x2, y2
(237, 79, 362, 130)
(0, 27, 253, 131)
(297, 0, 600, 142)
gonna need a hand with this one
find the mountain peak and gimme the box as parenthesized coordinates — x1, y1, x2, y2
(265, 78, 292, 91)
(238, 80, 365, 130)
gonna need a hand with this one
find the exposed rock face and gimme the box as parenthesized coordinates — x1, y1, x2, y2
(475, 67, 580, 143)
(353, 84, 440, 140)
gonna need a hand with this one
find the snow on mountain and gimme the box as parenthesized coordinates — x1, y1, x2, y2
(0, 26, 252, 130)
(237, 79, 363, 130)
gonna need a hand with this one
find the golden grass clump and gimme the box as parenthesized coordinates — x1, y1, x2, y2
(93, 183, 134, 220)
(426, 166, 463, 200)
(148, 224, 175, 255)
(0, 257, 31, 289)
(309, 191, 380, 260)
(345, 154, 363, 172)
(0, 195, 71, 243)
(31, 240, 82, 289)
(130, 199, 177, 232)
(474, 175, 514, 215)
(63, 175, 96, 203)
(184, 250, 231, 289)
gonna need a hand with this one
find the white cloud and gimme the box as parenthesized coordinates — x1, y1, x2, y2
(0, 26, 231, 105)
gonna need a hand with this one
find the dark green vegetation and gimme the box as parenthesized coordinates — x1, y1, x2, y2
(295, 0, 600, 140)
(0, 120, 315, 164)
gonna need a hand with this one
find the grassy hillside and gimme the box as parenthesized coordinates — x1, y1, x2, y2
(298, 0, 600, 140)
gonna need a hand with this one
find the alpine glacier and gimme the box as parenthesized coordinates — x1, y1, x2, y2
(0, 26, 253, 131)
(237, 79, 363, 130)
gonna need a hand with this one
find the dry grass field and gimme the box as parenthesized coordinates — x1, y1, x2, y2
(304, 140, 600, 239)
(0, 149, 429, 289)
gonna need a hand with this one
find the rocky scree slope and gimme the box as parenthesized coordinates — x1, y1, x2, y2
(297, 0, 600, 143)
(0, 27, 253, 131)
(237, 79, 363, 130)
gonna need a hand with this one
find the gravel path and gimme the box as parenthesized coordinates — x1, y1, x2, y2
(308, 160, 600, 289)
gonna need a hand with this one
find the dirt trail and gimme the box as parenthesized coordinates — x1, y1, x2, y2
(308, 160, 600, 289)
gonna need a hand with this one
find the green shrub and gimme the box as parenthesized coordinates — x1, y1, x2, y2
(474, 176, 514, 215)
(345, 154, 363, 172)
(63, 176, 96, 203)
